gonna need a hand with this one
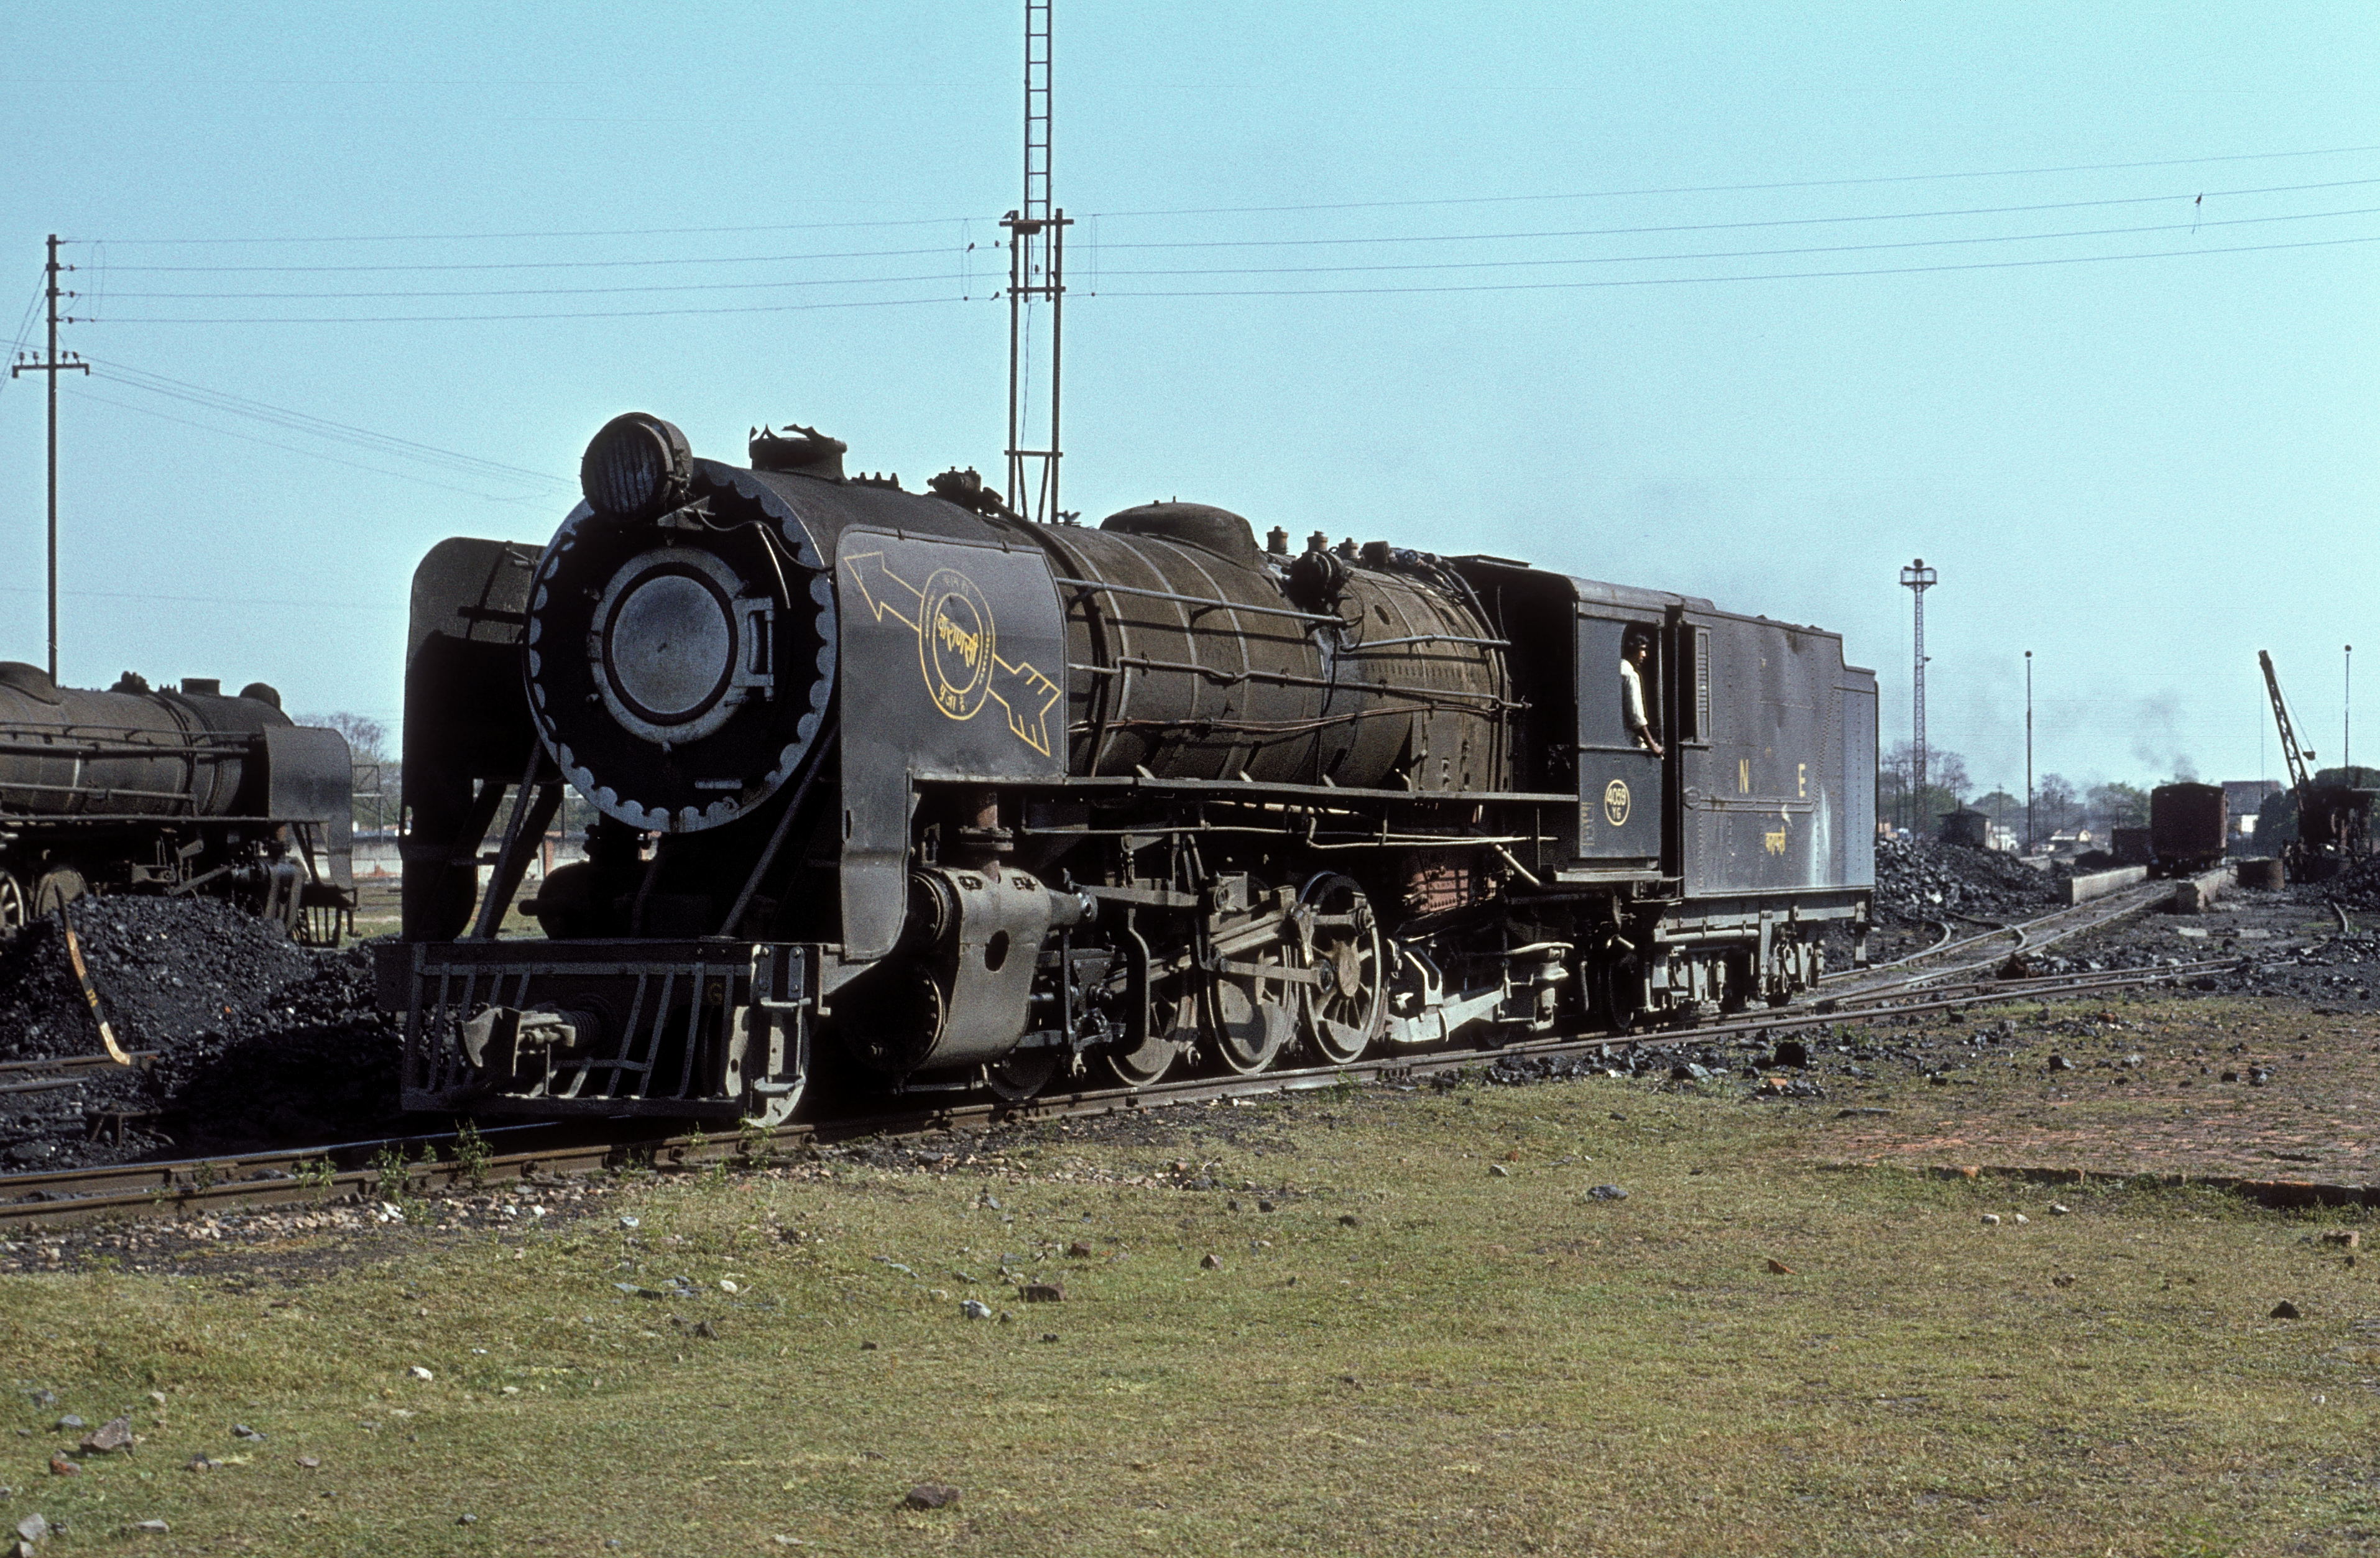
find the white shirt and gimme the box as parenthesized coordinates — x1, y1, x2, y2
(1620, 658, 1650, 735)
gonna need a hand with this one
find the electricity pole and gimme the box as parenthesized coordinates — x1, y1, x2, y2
(2346, 643, 2354, 772)
(2024, 649, 2034, 854)
(10, 235, 88, 683)
(1899, 559, 1937, 832)
(1003, 0, 1071, 525)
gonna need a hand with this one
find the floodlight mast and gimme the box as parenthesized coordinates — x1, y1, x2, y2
(1899, 560, 1937, 826)
(1002, 0, 1070, 527)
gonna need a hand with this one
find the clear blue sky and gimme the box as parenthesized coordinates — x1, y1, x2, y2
(2, 2, 2373, 794)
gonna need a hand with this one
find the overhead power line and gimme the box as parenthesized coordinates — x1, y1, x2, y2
(76, 142, 2380, 247)
(63, 385, 566, 508)
(0, 275, 45, 401)
(84, 359, 565, 485)
(1091, 177, 2380, 251)
(78, 292, 969, 326)
(1099, 231, 2380, 300)
(101, 267, 969, 302)
(69, 222, 2361, 323)
(102, 202, 2375, 303)
(1091, 142, 2380, 219)
(86, 176, 2378, 284)
(0, 582, 402, 612)
(101, 242, 965, 275)
(91, 213, 980, 246)
(1100, 205, 2380, 281)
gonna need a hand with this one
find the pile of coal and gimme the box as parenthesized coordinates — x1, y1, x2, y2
(0, 897, 402, 1172)
(1873, 837, 2062, 923)
(2308, 852, 2380, 912)
(2208, 932, 2380, 1003)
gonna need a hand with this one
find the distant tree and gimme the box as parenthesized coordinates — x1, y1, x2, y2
(1880, 742, 1970, 831)
(2036, 773, 2080, 834)
(1970, 789, 2023, 827)
(2087, 782, 2151, 832)
(304, 712, 394, 831)
(310, 712, 388, 765)
(2312, 765, 2380, 790)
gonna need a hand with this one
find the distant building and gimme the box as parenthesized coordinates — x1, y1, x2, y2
(2223, 780, 2283, 841)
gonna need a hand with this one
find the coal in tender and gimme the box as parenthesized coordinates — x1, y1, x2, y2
(0, 897, 404, 1171)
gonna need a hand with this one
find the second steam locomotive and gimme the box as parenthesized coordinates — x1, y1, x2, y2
(0, 664, 354, 941)
(384, 413, 1876, 1122)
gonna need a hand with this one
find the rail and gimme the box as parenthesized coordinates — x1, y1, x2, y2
(1825, 881, 2167, 996)
(0, 943, 2243, 1230)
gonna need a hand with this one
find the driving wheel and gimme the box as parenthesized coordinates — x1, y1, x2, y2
(1211, 936, 1301, 1076)
(985, 1049, 1063, 1102)
(1296, 873, 1386, 1064)
(1104, 970, 1189, 1088)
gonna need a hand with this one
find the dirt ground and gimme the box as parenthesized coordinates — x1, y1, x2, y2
(1, 894, 2377, 1556)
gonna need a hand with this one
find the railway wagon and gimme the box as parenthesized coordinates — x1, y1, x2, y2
(381, 413, 1875, 1123)
(0, 662, 354, 941)
(2148, 782, 2226, 876)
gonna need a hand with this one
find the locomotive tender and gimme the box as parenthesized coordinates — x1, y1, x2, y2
(2147, 781, 2227, 876)
(0, 663, 354, 941)
(384, 413, 1876, 1123)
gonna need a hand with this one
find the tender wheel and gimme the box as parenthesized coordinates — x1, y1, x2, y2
(1211, 939, 1300, 1076)
(0, 873, 26, 934)
(1297, 873, 1385, 1064)
(984, 1049, 1062, 1102)
(1589, 936, 1644, 1031)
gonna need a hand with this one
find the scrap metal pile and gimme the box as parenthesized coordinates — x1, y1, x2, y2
(0, 898, 399, 1171)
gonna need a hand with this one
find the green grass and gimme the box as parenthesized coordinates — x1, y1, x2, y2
(4, 1080, 2377, 1555)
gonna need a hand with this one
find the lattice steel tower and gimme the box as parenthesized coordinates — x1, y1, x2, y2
(1003, 0, 1071, 525)
(1901, 558, 1937, 824)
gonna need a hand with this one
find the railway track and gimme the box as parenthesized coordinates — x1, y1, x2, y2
(1825, 881, 2169, 996)
(0, 900, 2238, 1232)
(0, 1050, 158, 1099)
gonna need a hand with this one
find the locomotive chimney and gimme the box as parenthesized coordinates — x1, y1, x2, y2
(749, 423, 848, 482)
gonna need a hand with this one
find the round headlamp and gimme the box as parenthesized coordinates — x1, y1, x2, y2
(579, 412, 694, 520)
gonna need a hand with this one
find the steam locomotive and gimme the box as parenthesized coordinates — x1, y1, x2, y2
(384, 413, 1876, 1123)
(0, 664, 354, 941)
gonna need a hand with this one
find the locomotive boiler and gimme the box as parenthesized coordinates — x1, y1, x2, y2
(0, 663, 355, 941)
(384, 413, 1875, 1123)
